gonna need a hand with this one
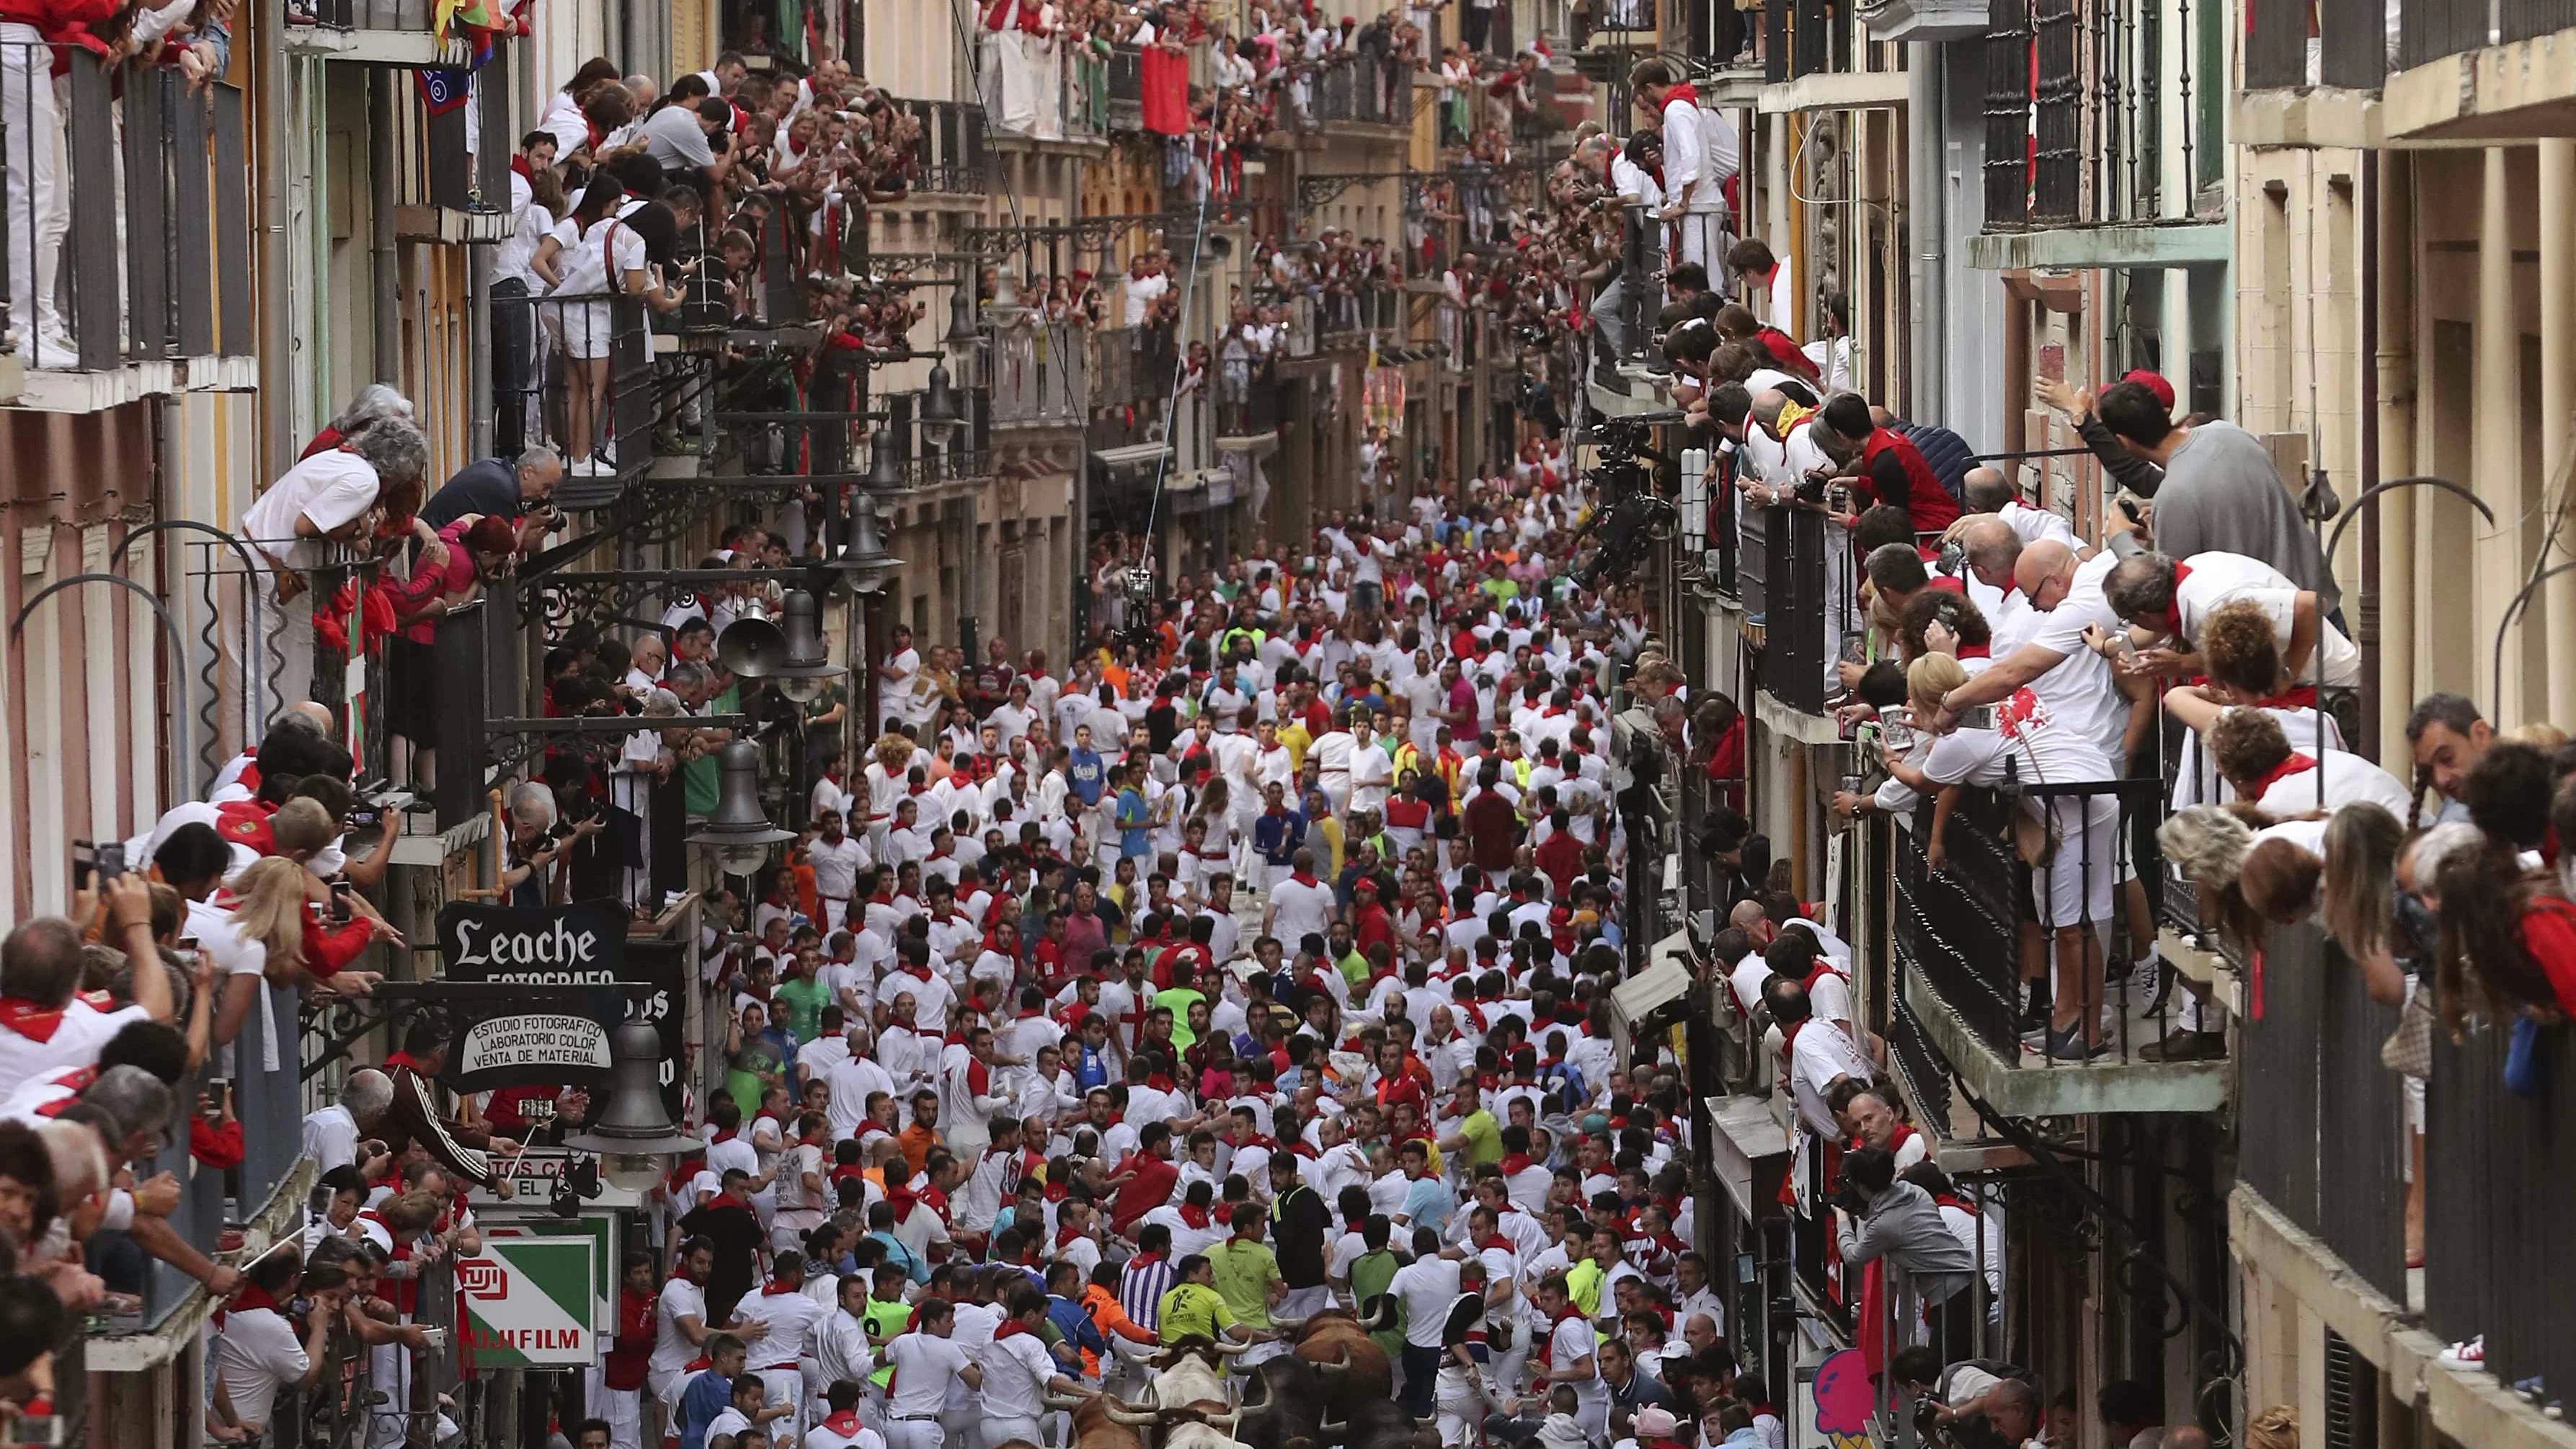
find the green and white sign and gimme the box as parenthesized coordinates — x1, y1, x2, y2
(481, 1213, 620, 1334)
(456, 1236, 599, 1367)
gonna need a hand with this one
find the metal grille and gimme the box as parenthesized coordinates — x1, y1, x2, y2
(2245, 0, 2307, 86)
(2322, 1331, 2379, 1449)
(1984, 0, 2033, 228)
(2504, 0, 2576, 43)
(2401, 0, 2490, 67)
(1889, 990, 1955, 1133)
(2136, 0, 2164, 217)
(2322, 0, 2391, 84)
(2031, 0, 2081, 223)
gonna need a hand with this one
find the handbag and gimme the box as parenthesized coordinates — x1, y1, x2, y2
(2379, 980, 2435, 1078)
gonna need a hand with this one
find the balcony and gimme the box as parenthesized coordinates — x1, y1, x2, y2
(393, 44, 516, 243)
(1741, 504, 1857, 730)
(1, 50, 259, 412)
(896, 99, 990, 195)
(1315, 286, 1403, 343)
(1893, 781, 2230, 1119)
(1966, 0, 2229, 273)
(2384, 0, 2576, 140)
(881, 383, 997, 486)
(90, 978, 308, 1365)
(492, 293, 662, 505)
(1308, 55, 1414, 132)
(991, 317, 1091, 427)
(285, 0, 482, 64)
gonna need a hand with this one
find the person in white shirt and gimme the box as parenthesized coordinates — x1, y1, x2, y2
(804, 812, 871, 933)
(891, 1289, 989, 1443)
(0, 899, 173, 1099)
(2105, 549, 2360, 691)
(733, 1254, 828, 1422)
(978, 1290, 1087, 1446)
(211, 1248, 333, 1437)
(240, 425, 417, 701)
(299, 1068, 391, 1174)
(1535, 1272, 1609, 1437)
(649, 1239, 719, 1409)
(1632, 58, 1737, 277)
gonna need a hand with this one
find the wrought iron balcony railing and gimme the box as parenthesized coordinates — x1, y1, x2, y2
(1981, 0, 2198, 232)
(2245, 0, 2390, 88)
(991, 318, 1091, 426)
(1, 46, 255, 375)
(897, 98, 990, 193)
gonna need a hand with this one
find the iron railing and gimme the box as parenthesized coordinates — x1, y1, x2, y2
(1983, 0, 2191, 232)
(1090, 322, 1177, 410)
(992, 319, 1091, 425)
(1317, 286, 1403, 337)
(1750, 503, 1852, 715)
(2503, 0, 2576, 43)
(1893, 776, 2183, 1066)
(898, 98, 989, 192)
(2247, 0, 2391, 87)
(492, 293, 662, 488)
(880, 384, 996, 482)
(2235, 921, 2409, 1302)
(0, 46, 254, 372)
(1215, 356, 1283, 437)
(1108, 45, 1145, 130)
(2399, 0, 2493, 66)
(2424, 1013, 2576, 1416)
(1310, 55, 1413, 127)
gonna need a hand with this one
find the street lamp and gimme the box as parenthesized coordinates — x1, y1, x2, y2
(715, 595, 789, 678)
(685, 740, 796, 877)
(564, 1019, 703, 1192)
(919, 360, 964, 448)
(865, 424, 907, 492)
(828, 489, 902, 596)
(768, 589, 847, 704)
(943, 287, 980, 353)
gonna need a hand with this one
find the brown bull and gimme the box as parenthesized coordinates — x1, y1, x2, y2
(1276, 1307, 1395, 1412)
(1054, 1393, 1148, 1449)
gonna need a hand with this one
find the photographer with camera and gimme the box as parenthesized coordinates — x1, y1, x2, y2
(1833, 1145, 1978, 1365)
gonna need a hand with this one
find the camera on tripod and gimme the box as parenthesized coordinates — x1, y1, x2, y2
(1572, 413, 1682, 590)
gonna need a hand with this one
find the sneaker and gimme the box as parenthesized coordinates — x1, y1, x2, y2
(2042, 1024, 2110, 1061)
(2440, 1335, 2486, 1368)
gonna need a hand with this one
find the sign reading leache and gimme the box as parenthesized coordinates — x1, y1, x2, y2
(456, 1236, 599, 1368)
(434, 900, 680, 1096)
(438, 902, 627, 983)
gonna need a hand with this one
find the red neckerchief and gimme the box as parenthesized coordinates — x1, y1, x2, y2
(1478, 1234, 1514, 1253)
(762, 1278, 803, 1296)
(885, 1182, 920, 1221)
(711, 1127, 740, 1145)
(384, 1050, 425, 1073)
(1934, 1192, 1976, 1217)
(1289, 871, 1318, 888)
(231, 1282, 283, 1313)
(706, 1192, 753, 1215)
(1800, 956, 1847, 995)
(2257, 686, 2321, 711)
(2244, 753, 2317, 799)
(2147, 560, 2194, 634)
(1057, 1221, 1088, 1251)
(1178, 1203, 1212, 1228)
(823, 1410, 866, 1437)
(1288, 1139, 1318, 1159)
(0, 998, 68, 1043)
(1498, 1152, 1535, 1177)
(1664, 82, 1700, 109)
(1958, 642, 1991, 660)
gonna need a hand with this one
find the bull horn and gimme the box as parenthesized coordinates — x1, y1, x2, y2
(1240, 1375, 1269, 1408)
(1319, 1417, 1349, 1437)
(1271, 1315, 1310, 1332)
(1212, 1337, 1253, 1357)
(1045, 1391, 1092, 1410)
(1317, 1346, 1351, 1380)
(1203, 1411, 1243, 1432)
(1104, 1399, 1163, 1427)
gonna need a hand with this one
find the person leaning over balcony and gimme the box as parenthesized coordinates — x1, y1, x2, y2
(2157, 600, 2346, 814)
(243, 417, 425, 703)
(2100, 548, 2358, 694)
(209, 1244, 337, 1440)
(301, 382, 416, 461)
(2090, 380, 2339, 617)
(2404, 691, 2492, 828)
(376, 1021, 513, 1191)
(2201, 709, 2409, 823)
(1830, 1144, 1977, 1362)
(1886, 652, 2118, 1061)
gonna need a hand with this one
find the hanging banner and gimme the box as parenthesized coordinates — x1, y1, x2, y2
(456, 1236, 599, 1368)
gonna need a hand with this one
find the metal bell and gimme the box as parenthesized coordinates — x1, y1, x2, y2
(716, 595, 789, 677)
(695, 740, 795, 838)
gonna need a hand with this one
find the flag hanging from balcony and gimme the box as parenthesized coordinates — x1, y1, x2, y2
(417, 67, 471, 118)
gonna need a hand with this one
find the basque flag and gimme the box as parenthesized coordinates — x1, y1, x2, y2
(417, 67, 470, 117)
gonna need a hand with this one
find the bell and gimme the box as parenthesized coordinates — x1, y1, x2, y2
(943, 288, 980, 352)
(865, 425, 907, 492)
(769, 590, 848, 704)
(920, 361, 963, 447)
(827, 492, 902, 595)
(565, 1020, 703, 1190)
(988, 263, 1027, 328)
(687, 740, 797, 879)
(716, 595, 789, 677)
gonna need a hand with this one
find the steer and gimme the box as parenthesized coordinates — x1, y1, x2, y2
(1093, 1337, 1254, 1449)
(1273, 1306, 1396, 1415)
(1233, 1352, 1328, 1449)
(1320, 1396, 1440, 1449)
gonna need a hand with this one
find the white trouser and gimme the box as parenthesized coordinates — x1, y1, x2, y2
(941, 1405, 985, 1449)
(582, 1367, 644, 1449)
(756, 1365, 806, 1424)
(984, 1413, 1044, 1448)
(1671, 208, 1731, 278)
(888, 1417, 948, 1449)
(1278, 1285, 1332, 1319)
(0, 26, 66, 360)
(647, 1367, 691, 1412)
(1573, 1393, 1611, 1441)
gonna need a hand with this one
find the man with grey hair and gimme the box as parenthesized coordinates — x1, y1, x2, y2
(302, 1068, 394, 1174)
(421, 446, 567, 541)
(245, 415, 427, 700)
(1963, 464, 2077, 551)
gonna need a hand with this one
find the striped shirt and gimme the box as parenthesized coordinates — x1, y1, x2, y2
(1119, 1254, 1177, 1335)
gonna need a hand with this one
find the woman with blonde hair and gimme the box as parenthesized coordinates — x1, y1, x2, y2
(225, 857, 395, 991)
(2245, 1405, 2298, 1449)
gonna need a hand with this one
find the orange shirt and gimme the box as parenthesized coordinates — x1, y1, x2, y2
(897, 1123, 941, 1179)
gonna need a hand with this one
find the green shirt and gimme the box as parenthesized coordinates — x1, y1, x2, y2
(773, 977, 829, 1044)
(1205, 1238, 1279, 1329)
(1334, 949, 1371, 991)
(863, 1298, 912, 1386)
(1452, 1108, 1504, 1169)
(1349, 1249, 1405, 1360)
(1156, 1281, 1236, 1344)
(1566, 1257, 1605, 1319)
(684, 683, 742, 815)
(1153, 987, 1207, 1050)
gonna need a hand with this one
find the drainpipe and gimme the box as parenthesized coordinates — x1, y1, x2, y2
(2473, 147, 2515, 724)
(259, 0, 293, 475)
(370, 68, 400, 386)
(2375, 149, 2415, 772)
(2539, 139, 2576, 725)
(1907, 43, 1943, 425)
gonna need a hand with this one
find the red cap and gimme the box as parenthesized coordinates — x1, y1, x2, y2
(2118, 368, 2176, 412)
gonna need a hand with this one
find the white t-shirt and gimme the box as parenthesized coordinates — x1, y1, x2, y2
(242, 450, 382, 572)
(978, 1325, 1062, 1418)
(2173, 550, 2360, 688)
(883, 1328, 976, 1417)
(1389, 1256, 1462, 1349)
(2249, 748, 2411, 820)
(301, 1104, 361, 1174)
(2019, 550, 2133, 763)
(213, 1306, 308, 1429)
(1123, 270, 1171, 327)
(545, 214, 648, 299)
(1268, 876, 1336, 947)
(0, 998, 151, 1101)
(650, 1277, 708, 1377)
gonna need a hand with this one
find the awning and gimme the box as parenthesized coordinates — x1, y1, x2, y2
(1705, 1092, 1792, 1224)
(1612, 930, 1695, 1031)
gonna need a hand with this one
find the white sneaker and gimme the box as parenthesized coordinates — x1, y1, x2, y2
(28, 327, 79, 370)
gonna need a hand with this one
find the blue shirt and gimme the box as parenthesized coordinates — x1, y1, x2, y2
(1401, 1175, 1456, 1236)
(677, 1368, 734, 1449)
(869, 1228, 927, 1285)
(1048, 1294, 1108, 1359)
(1068, 749, 1106, 805)
(1251, 808, 1307, 866)
(1116, 786, 1151, 858)
(1075, 1040, 1117, 1091)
